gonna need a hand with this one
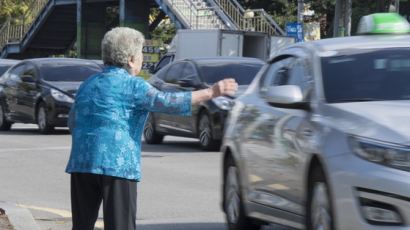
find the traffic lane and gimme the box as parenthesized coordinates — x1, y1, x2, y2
(0, 125, 72, 210)
(0, 125, 283, 229)
(0, 126, 226, 229)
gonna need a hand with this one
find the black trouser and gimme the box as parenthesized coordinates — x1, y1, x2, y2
(71, 173, 137, 230)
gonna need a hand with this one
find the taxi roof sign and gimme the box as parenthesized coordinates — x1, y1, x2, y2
(357, 13, 410, 34)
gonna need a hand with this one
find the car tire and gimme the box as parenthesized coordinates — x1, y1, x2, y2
(306, 166, 335, 230)
(198, 113, 220, 151)
(143, 113, 164, 144)
(224, 157, 262, 230)
(37, 102, 54, 134)
(0, 103, 12, 131)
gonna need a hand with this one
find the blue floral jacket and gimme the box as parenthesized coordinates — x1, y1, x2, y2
(65, 67, 192, 181)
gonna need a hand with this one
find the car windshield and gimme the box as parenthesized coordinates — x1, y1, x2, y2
(197, 61, 262, 85)
(40, 62, 101, 82)
(322, 48, 410, 103)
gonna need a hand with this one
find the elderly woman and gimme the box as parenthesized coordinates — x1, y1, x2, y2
(65, 27, 237, 230)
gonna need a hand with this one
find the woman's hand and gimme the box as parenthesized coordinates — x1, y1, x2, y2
(191, 78, 238, 105)
(211, 78, 238, 97)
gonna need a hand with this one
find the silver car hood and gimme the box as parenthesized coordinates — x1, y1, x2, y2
(320, 100, 410, 145)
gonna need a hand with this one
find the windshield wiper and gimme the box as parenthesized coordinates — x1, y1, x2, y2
(332, 98, 382, 103)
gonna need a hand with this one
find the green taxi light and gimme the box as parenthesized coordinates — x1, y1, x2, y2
(357, 13, 410, 34)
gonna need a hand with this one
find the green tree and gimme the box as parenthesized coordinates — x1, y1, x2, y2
(0, 0, 32, 25)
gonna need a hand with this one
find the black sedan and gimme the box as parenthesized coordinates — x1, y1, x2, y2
(144, 57, 264, 150)
(0, 58, 103, 133)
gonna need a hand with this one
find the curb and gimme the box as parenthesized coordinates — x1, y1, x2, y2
(0, 202, 40, 230)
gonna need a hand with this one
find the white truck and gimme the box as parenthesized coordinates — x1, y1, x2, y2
(151, 29, 294, 73)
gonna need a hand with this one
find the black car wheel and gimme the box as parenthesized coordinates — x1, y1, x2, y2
(307, 167, 335, 230)
(143, 113, 164, 144)
(224, 157, 262, 230)
(37, 102, 54, 134)
(0, 103, 12, 131)
(198, 113, 220, 151)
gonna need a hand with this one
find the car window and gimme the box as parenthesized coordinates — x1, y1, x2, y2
(286, 58, 312, 95)
(0, 65, 13, 76)
(322, 48, 410, 103)
(155, 55, 173, 72)
(21, 63, 37, 82)
(260, 57, 312, 96)
(7, 64, 25, 85)
(164, 62, 185, 84)
(259, 58, 290, 93)
(40, 63, 101, 82)
(196, 61, 262, 85)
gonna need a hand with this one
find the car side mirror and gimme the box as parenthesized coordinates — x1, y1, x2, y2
(21, 75, 35, 83)
(149, 65, 157, 74)
(266, 85, 304, 105)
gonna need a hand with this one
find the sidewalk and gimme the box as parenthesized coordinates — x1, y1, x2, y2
(0, 202, 40, 230)
(0, 202, 104, 230)
(0, 208, 13, 230)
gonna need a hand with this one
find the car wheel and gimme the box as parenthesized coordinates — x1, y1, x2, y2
(0, 103, 12, 131)
(143, 113, 164, 144)
(198, 113, 220, 151)
(224, 157, 262, 230)
(37, 102, 54, 134)
(307, 167, 335, 230)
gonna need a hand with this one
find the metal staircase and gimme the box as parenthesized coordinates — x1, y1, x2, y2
(0, 0, 285, 58)
(151, 0, 285, 35)
(153, 0, 236, 29)
(0, 0, 48, 57)
(0, 0, 76, 58)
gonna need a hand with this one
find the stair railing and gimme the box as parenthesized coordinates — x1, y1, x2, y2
(167, 0, 226, 29)
(212, 0, 285, 35)
(0, 0, 49, 51)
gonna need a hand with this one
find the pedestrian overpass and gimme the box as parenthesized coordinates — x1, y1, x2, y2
(0, 0, 285, 59)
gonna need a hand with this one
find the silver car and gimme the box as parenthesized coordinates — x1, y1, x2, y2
(222, 35, 410, 230)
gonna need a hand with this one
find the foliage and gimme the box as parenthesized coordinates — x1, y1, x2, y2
(149, 8, 176, 45)
(238, 0, 298, 27)
(0, 0, 33, 25)
(150, 21, 176, 45)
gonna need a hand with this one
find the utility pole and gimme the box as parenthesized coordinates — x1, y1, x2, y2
(333, 0, 341, 37)
(344, 0, 352, 36)
(333, 0, 352, 37)
(297, 0, 304, 23)
(396, 0, 400, 13)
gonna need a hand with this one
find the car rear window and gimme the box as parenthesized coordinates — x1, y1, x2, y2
(322, 48, 410, 103)
(40, 62, 102, 82)
(197, 61, 263, 85)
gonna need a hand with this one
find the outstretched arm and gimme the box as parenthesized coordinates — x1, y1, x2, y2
(191, 78, 237, 104)
(136, 78, 238, 115)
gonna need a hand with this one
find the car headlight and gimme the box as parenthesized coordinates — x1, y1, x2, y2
(212, 96, 235, 110)
(350, 136, 410, 172)
(50, 89, 74, 103)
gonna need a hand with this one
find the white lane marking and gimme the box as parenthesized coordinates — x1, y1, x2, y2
(18, 204, 104, 228)
(0, 146, 70, 153)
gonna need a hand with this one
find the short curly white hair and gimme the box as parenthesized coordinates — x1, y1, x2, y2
(101, 27, 145, 68)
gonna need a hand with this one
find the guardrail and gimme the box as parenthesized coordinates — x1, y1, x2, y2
(0, 0, 48, 50)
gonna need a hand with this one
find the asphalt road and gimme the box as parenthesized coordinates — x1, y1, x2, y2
(0, 124, 283, 230)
